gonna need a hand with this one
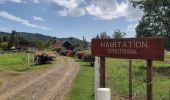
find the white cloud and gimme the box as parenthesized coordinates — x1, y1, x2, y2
(0, 0, 24, 4)
(33, 16, 44, 21)
(126, 23, 138, 32)
(10, 0, 22, 3)
(57, 8, 85, 17)
(86, 0, 143, 21)
(49, 0, 85, 9)
(0, 11, 50, 30)
(33, 0, 39, 4)
(48, 0, 86, 17)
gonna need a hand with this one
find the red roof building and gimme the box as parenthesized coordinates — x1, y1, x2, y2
(51, 41, 65, 49)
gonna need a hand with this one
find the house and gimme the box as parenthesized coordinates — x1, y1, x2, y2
(51, 40, 65, 49)
(51, 40, 73, 50)
(16, 44, 35, 52)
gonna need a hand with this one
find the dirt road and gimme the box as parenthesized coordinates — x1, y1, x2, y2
(0, 57, 79, 100)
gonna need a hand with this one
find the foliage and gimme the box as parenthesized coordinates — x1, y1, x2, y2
(76, 50, 95, 66)
(113, 29, 126, 38)
(59, 49, 75, 57)
(132, 0, 170, 37)
(82, 54, 95, 66)
(76, 51, 88, 59)
(35, 51, 57, 64)
(64, 37, 88, 50)
(95, 32, 110, 39)
(131, 0, 170, 50)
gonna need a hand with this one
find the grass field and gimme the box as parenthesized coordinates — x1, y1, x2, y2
(106, 52, 170, 99)
(0, 52, 54, 72)
(0, 81, 3, 88)
(65, 59, 94, 100)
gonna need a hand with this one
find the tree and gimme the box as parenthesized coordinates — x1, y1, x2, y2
(51, 37, 57, 44)
(131, 0, 170, 38)
(112, 29, 126, 38)
(131, 0, 170, 50)
(83, 36, 88, 49)
(8, 30, 22, 48)
(99, 32, 110, 38)
(95, 32, 110, 39)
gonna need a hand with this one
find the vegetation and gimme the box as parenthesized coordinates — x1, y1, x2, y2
(0, 52, 55, 72)
(131, 0, 170, 50)
(0, 81, 3, 88)
(0, 31, 88, 50)
(112, 29, 126, 39)
(65, 60, 94, 100)
(106, 52, 170, 99)
(95, 30, 126, 39)
(34, 51, 57, 64)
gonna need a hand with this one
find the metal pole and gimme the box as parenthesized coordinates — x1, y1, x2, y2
(129, 59, 132, 100)
(100, 57, 105, 88)
(147, 60, 152, 100)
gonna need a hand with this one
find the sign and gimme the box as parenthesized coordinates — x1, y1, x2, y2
(92, 37, 164, 61)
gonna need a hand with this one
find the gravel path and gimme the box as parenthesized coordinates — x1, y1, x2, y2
(0, 57, 79, 100)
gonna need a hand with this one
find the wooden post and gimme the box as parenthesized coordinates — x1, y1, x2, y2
(147, 60, 152, 100)
(100, 57, 105, 88)
(27, 53, 30, 66)
(128, 59, 132, 100)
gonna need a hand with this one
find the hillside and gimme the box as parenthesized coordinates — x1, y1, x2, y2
(0, 31, 89, 48)
(0, 31, 55, 42)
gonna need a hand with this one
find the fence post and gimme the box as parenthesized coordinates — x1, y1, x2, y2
(97, 88, 110, 100)
(94, 57, 100, 100)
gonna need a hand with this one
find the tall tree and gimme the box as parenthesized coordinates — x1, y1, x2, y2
(8, 30, 17, 48)
(131, 0, 170, 38)
(112, 29, 126, 38)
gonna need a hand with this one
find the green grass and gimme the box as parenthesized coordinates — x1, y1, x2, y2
(0, 81, 3, 88)
(106, 53, 170, 100)
(65, 60, 94, 100)
(0, 52, 55, 72)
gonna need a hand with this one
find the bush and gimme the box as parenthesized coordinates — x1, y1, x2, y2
(35, 51, 56, 64)
(82, 53, 95, 66)
(76, 50, 95, 66)
(59, 49, 75, 57)
(76, 51, 89, 59)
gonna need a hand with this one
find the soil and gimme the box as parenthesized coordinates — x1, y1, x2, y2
(0, 57, 79, 100)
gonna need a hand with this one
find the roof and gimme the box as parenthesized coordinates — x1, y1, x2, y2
(51, 41, 65, 49)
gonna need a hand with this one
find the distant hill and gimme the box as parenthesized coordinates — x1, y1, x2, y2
(0, 31, 89, 48)
(0, 31, 55, 42)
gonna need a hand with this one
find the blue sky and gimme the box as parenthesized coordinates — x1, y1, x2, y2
(0, 0, 143, 41)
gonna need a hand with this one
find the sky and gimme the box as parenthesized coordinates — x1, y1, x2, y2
(0, 0, 143, 41)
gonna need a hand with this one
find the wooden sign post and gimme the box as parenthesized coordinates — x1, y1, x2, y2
(147, 60, 152, 100)
(91, 37, 164, 100)
(128, 59, 132, 100)
(100, 57, 105, 87)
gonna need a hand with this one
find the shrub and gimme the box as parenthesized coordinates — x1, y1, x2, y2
(66, 50, 75, 57)
(35, 51, 56, 64)
(82, 53, 95, 66)
(59, 49, 75, 57)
